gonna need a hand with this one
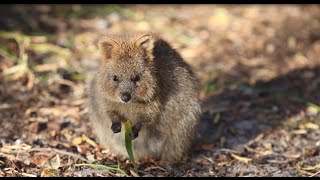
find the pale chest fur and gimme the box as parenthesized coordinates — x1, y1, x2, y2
(105, 99, 161, 124)
(116, 103, 142, 123)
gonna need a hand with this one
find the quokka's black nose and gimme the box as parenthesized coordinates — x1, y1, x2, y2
(121, 93, 131, 102)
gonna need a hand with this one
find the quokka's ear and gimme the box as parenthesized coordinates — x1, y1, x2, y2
(98, 36, 119, 60)
(135, 34, 156, 60)
(135, 34, 155, 50)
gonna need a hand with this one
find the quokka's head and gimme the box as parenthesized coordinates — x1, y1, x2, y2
(96, 34, 159, 103)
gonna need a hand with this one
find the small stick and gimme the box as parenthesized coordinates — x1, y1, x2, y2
(1, 147, 92, 163)
(310, 170, 320, 177)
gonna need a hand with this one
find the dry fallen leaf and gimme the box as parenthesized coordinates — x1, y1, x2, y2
(86, 153, 96, 162)
(217, 162, 229, 167)
(230, 153, 253, 163)
(200, 155, 215, 165)
(293, 53, 308, 62)
(72, 137, 84, 146)
(41, 168, 59, 177)
(309, 170, 320, 177)
(34, 63, 59, 72)
(0, 144, 32, 152)
(304, 122, 319, 130)
(21, 173, 37, 177)
(32, 155, 51, 167)
(298, 169, 314, 176)
(82, 134, 98, 148)
(291, 129, 308, 135)
(48, 154, 61, 169)
(144, 166, 167, 172)
(129, 169, 139, 177)
(302, 163, 320, 171)
(307, 106, 319, 115)
(26, 71, 35, 90)
(39, 106, 80, 119)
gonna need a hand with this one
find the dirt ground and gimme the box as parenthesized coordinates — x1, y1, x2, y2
(0, 4, 320, 177)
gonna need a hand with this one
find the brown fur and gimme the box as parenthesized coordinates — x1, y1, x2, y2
(87, 33, 201, 161)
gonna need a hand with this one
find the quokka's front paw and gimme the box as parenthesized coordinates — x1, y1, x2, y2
(130, 130, 139, 140)
(130, 122, 142, 140)
(111, 114, 122, 133)
(111, 122, 122, 133)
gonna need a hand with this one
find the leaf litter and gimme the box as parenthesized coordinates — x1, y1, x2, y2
(0, 4, 320, 177)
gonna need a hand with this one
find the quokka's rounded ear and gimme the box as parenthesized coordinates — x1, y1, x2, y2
(135, 34, 156, 61)
(135, 34, 156, 52)
(98, 36, 119, 60)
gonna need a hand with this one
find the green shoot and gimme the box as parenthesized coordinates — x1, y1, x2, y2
(75, 163, 129, 176)
(124, 121, 139, 175)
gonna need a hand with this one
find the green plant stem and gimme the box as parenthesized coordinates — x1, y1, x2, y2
(124, 121, 139, 175)
(75, 163, 129, 176)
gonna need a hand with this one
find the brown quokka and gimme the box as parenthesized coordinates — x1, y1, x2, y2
(88, 33, 201, 161)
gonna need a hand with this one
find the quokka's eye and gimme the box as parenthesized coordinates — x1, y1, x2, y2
(112, 75, 119, 82)
(132, 75, 140, 82)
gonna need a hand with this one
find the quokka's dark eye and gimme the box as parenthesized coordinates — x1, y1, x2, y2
(132, 75, 140, 82)
(112, 75, 119, 82)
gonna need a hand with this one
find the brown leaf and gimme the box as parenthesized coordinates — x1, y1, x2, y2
(32, 156, 51, 167)
(194, 144, 215, 151)
(39, 106, 80, 119)
(26, 71, 35, 90)
(304, 122, 319, 130)
(21, 173, 37, 177)
(144, 166, 166, 172)
(48, 154, 61, 169)
(47, 118, 61, 132)
(291, 129, 308, 134)
(72, 137, 83, 146)
(302, 163, 320, 171)
(230, 153, 253, 163)
(82, 134, 98, 148)
(40, 168, 59, 177)
(86, 153, 96, 162)
(129, 169, 139, 177)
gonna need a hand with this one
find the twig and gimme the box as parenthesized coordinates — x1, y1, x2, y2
(21, 172, 37, 177)
(75, 163, 129, 177)
(218, 148, 239, 154)
(1, 147, 92, 163)
(200, 155, 215, 165)
(34, 148, 92, 163)
(310, 170, 320, 177)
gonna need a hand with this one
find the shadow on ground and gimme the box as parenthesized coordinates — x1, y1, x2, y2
(195, 64, 320, 151)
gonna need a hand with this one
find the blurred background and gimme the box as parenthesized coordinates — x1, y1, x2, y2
(0, 4, 320, 177)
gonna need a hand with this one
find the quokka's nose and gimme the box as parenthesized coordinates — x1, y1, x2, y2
(120, 92, 131, 103)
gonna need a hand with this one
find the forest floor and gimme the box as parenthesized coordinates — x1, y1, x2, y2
(1, 4, 320, 177)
